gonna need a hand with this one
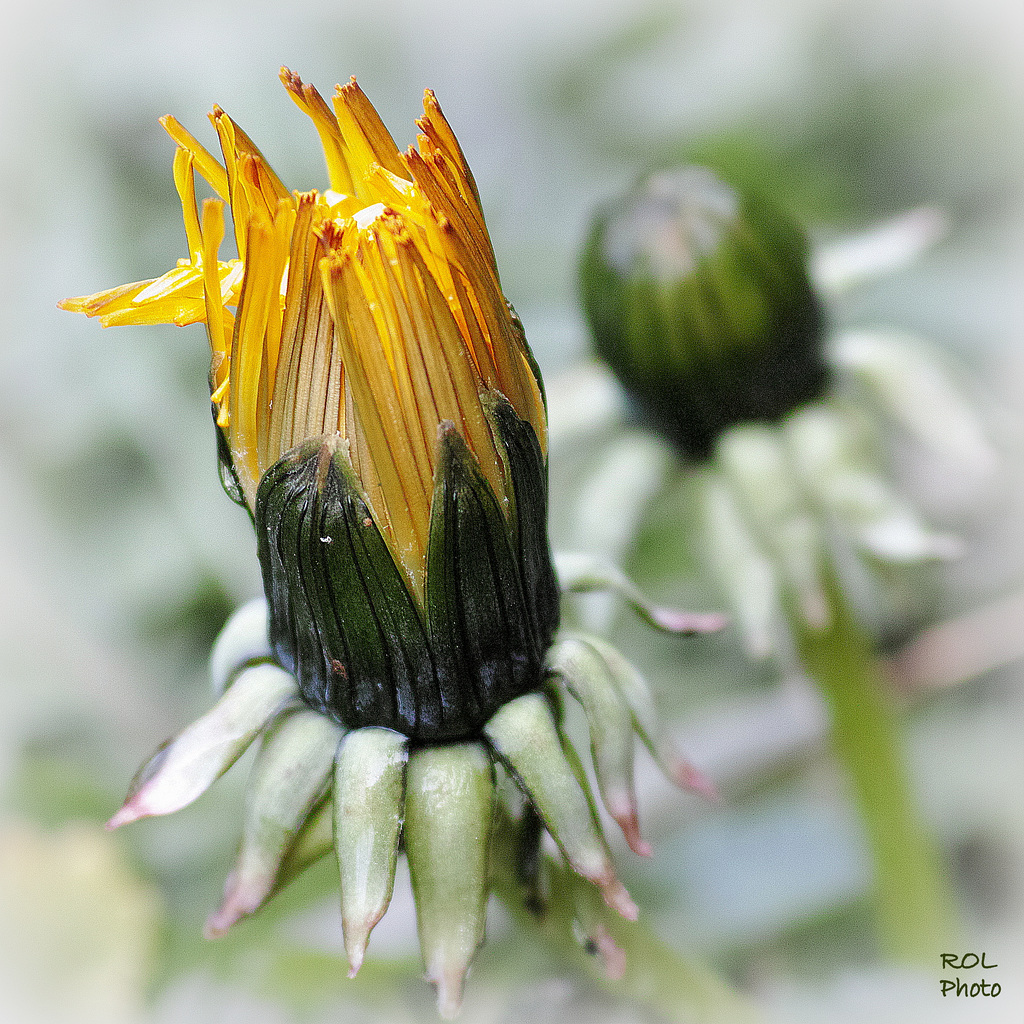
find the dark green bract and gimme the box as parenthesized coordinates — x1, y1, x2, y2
(254, 394, 560, 742)
(580, 166, 828, 460)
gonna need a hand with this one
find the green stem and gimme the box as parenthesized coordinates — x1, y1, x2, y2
(793, 565, 957, 962)
(491, 827, 760, 1024)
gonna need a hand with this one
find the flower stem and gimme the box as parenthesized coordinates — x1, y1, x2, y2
(792, 564, 957, 962)
(491, 823, 761, 1024)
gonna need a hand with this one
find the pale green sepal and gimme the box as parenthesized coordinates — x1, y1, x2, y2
(784, 403, 962, 561)
(546, 637, 648, 857)
(209, 597, 272, 695)
(404, 742, 494, 1020)
(252, 794, 336, 914)
(554, 551, 725, 635)
(811, 207, 947, 296)
(572, 430, 672, 563)
(484, 693, 637, 921)
(562, 859, 627, 981)
(334, 727, 408, 978)
(563, 633, 717, 802)
(716, 425, 828, 628)
(699, 473, 783, 658)
(107, 663, 298, 829)
(277, 794, 334, 883)
(830, 329, 996, 475)
(205, 708, 342, 937)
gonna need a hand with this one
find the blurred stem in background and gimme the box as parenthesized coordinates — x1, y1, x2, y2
(577, 163, 981, 966)
(793, 563, 956, 962)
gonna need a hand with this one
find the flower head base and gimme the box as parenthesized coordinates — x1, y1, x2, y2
(579, 166, 828, 460)
(62, 73, 721, 1015)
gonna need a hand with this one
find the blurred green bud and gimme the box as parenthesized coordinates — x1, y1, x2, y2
(580, 166, 828, 459)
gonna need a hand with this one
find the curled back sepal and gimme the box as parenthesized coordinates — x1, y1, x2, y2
(485, 692, 637, 921)
(205, 707, 342, 937)
(555, 551, 726, 635)
(107, 662, 298, 829)
(253, 395, 559, 742)
(334, 727, 408, 978)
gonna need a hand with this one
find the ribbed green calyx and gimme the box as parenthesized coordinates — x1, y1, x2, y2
(580, 166, 828, 460)
(253, 394, 560, 742)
